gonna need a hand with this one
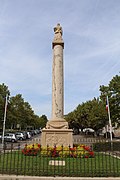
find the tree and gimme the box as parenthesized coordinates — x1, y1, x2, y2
(65, 74, 120, 132)
(7, 94, 36, 130)
(65, 98, 107, 132)
(100, 75, 120, 126)
(0, 83, 48, 130)
(39, 115, 48, 128)
(8, 94, 25, 129)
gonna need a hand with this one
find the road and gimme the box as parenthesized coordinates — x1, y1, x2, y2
(0, 134, 41, 150)
(0, 133, 119, 150)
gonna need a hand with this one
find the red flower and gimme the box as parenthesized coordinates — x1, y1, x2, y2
(70, 148, 75, 151)
(84, 146, 90, 151)
(89, 151, 94, 157)
(38, 144, 41, 148)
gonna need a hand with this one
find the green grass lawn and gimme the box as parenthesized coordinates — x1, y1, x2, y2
(0, 151, 120, 177)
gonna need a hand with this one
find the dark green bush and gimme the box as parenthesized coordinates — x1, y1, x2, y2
(93, 141, 120, 152)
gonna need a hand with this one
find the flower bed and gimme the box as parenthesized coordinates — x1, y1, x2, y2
(22, 144, 41, 156)
(22, 144, 94, 158)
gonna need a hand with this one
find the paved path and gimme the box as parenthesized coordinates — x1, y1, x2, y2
(0, 175, 120, 180)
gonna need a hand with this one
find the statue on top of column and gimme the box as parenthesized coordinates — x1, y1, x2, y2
(54, 23, 63, 35)
(53, 23, 63, 42)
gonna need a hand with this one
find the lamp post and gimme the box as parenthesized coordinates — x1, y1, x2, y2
(106, 96, 112, 142)
(2, 94, 8, 149)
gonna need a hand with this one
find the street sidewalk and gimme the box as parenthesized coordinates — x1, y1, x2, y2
(0, 175, 120, 180)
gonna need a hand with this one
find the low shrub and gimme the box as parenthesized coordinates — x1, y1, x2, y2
(93, 141, 120, 152)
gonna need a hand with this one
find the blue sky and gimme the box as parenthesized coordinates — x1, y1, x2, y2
(0, 0, 120, 119)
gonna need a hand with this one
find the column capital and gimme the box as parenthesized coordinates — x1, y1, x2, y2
(52, 41, 64, 49)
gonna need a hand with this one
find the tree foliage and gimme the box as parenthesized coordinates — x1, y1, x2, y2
(65, 98, 107, 131)
(100, 75, 120, 125)
(0, 84, 48, 130)
(65, 74, 120, 131)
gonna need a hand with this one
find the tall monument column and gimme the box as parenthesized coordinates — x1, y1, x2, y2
(52, 24, 64, 119)
(47, 23, 68, 129)
(41, 24, 73, 147)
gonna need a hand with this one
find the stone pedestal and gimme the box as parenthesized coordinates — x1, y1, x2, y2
(41, 129, 73, 147)
(41, 24, 73, 147)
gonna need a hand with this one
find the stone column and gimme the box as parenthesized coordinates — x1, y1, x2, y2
(41, 24, 73, 147)
(46, 23, 68, 129)
(52, 34, 64, 119)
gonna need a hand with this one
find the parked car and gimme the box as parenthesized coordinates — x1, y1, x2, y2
(73, 127, 80, 135)
(83, 128, 95, 135)
(15, 132, 26, 140)
(36, 129, 41, 134)
(29, 130, 34, 136)
(26, 132, 31, 139)
(97, 126, 120, 138)
(22, 131, 28, 139)
(33, 130, 38, 135)
(4, 133, 18, 142)
(39, 128, 42, 133)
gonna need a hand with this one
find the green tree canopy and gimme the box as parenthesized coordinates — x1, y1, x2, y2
(66, 74, 120, 131)
(0, 83, 48, 131)
(100, 75, 120, 125)
(6, 94, 35, 129)
(65, 98, 107, 131)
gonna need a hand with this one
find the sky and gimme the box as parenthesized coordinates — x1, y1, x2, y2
(0, 0, 120, 119)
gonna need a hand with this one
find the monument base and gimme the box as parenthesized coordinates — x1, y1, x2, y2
(46, 118, 68, 129)
(41, 129, 73, 147)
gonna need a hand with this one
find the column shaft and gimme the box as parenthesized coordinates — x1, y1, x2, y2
(52, 44, 64, 119)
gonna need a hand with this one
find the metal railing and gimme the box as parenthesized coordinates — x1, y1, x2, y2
(0, 139, 120, 177)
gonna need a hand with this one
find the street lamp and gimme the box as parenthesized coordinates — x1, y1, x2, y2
(2, 94, 8, 149)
